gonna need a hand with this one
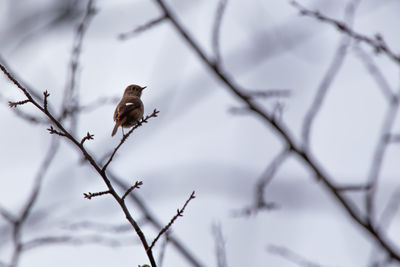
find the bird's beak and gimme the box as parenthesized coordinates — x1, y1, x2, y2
(141, 86, 147, 91)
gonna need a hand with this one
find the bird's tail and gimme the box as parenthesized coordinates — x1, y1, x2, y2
(111, 123, 119, 137)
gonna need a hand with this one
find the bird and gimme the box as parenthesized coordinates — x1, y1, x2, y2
(111, 84, 146, 137)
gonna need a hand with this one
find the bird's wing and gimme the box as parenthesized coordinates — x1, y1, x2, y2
(115, 97, 142, 121)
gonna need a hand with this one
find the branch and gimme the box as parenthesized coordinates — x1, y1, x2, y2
(80, 132, 94, 145)
(108, 171, 205, 267)
(122, 181, 143, 201)
(153, 0, 400, 261)
(354, 46, 394, 102)
(101, 109, 160, 172)
(268, 245, 324, 267)
(1, 65, 158, 266)
(211, 0, 228, 65)
(291, 1, 400, 65)
(212, 223, 227, 267)
(59, 0, 97, 129)
(119, 15, 167, 40)
(149, 191, 195, 251)
(301, 0, 359, 146)
(22, 235, 138, 251)
(83, 190, 111, 200)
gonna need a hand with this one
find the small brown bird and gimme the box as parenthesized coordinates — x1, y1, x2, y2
(111, 84, 146, 137)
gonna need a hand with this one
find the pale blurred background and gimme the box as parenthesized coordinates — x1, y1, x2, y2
(1, 0, 400, 266)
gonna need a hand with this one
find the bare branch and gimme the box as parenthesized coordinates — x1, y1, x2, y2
(43, 90, 50, 111)
(1, 61, 158, 267)
(22, 235, 138, 251)
(268, 245, 324, 267)
(59, 0, 97, 129)
(354, 46, 394, 102)
(335, 183, 372, 192)
(80, 132, 94, 145)
(101, 109, 160, 172)
(246, 89, 291, 99)
(47, 126, 67, 137)
(83, 190, 111, 200)
(236, 148, 289, 216)
(109, 171, 205, 267)
(122, 181, 143, 201)
(153, 0, 400, 260)
(0, 205, 16, 223)
(365, 90, 400, 222)
(378, 186, 400, 231)
(149, 191, 195, 251)
(119, 15, 167, 40)
(8, 99, 30, 108)
(211, 0, 228, 65)
(302, 0, 359, 147)
(212, 223, 227, 267)
(291, 1, 400, 65)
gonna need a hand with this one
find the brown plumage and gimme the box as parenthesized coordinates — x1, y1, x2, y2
(111, 84, 146, 137)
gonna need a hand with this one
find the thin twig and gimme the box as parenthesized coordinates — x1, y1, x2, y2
(354, 46, 394, 102)
(83, 190, 111, 200)
(149, 191, 195, 251)
(212, 223, 227, 267)
(122, 181, 143, 201)
(101, 109, 159, 172)
(59, 0, 97, 130)
(119, 15, 167, 40)
(291, 1, 400, 65)
(211, 0, 228, 65)
(268, 245, 324, 267)
(108, 171, 205, 267)
(80, 132, 94, 145)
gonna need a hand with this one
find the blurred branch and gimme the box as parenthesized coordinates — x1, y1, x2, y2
(153, 0, 400, 261)
(354, 46, 394, 102)
(246, 89, 291, 99)
(302, 0, 359, 147)
(0, 205, 16, 224)
(22, 234, 138, 251)
(335, 183, 372, 192)
(365, 88, 400, 223)
(212, 223, 227, 267)
(157, 235, 169, 267)
(59, 0, 97, 132)
(211, 0, 228, 65)
(378, 186, 400, 231)
(7, 137, 60, 267)
(237, 148, 289, 216)
(118, 15, 167, 40)
(268, 245, 324, 267)
(62, 221, 133, 233)
(291, 1, 400, 65)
